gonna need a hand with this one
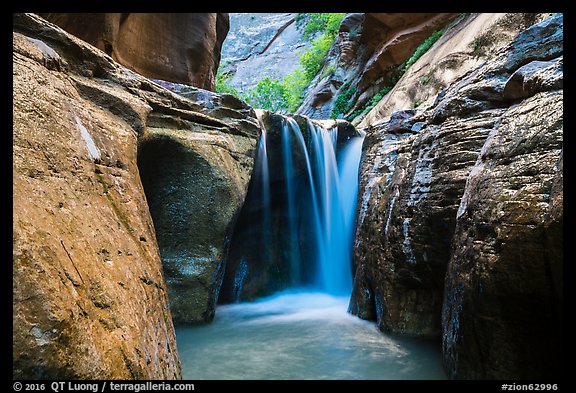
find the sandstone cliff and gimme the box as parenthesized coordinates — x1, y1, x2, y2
(13, 13, 258, 378)
(40, 13, 229, 90)
(297, 13, 459, 119)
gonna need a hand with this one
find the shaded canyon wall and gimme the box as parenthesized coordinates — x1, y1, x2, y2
(40, 13, 229, 90)
(350, 14, 563, 379)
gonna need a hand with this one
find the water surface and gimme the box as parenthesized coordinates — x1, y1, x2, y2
(175, 291, 446, 380)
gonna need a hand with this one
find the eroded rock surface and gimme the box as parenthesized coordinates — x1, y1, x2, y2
(359, 13, 549, 127)
(13, 13, 259, 378)
(350, 14, 563, 379)
(41, 13, 229, 90)
(297, 13, 458, 119)
(219, 13, 311, 91)
(13, 13, 181, 379)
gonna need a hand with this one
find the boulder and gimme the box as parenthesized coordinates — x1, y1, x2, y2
(137, 85, 260, 324)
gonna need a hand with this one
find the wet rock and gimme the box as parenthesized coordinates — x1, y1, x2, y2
(350, 13, 563, 379)
(138, 87, 260, 324)
(502, 57, 563, 100)
(350, 110, 498, 337)
(442, 90, 563, 379)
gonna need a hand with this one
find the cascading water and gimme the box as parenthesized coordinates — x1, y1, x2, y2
(307, 120, 364, 295)
(176, 112, 446, 379)
(281, 117, 361, 294)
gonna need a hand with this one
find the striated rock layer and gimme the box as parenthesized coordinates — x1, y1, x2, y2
(40, 13, 229, 90)
(13, 13, 259, 378)
(350, 14, 562, 378)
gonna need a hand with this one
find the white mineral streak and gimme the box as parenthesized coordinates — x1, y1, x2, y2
(75, 116, 101, 161)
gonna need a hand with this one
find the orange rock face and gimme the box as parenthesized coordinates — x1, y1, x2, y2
(40, 13, 229, 90)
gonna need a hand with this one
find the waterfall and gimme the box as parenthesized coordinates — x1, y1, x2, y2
(220, 112, 365, 302)
(307, 121, 365, 295)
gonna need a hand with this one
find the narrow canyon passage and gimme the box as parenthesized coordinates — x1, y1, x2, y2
(173, 113, 445, 379)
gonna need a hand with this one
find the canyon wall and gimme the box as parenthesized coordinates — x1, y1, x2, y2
(350, 13, 563, 378)
(13, 13, 257, 378)
(40, 13, 229, 90)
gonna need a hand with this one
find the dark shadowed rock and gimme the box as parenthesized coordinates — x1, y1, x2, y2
(442, 90, 563, 379)
(137, 86, 260, 324)
(350, 14, 563, 379)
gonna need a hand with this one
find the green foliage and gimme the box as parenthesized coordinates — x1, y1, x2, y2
(283, 68, 308, 112)
(296, 13, 346, 40)
(402, 30, 443, 73)
(470, 37, 481, 52)
(220, 13, 346, 113)
(242, 77, 287, 113)
(346, 86, 392, 121)
(412, 98, 424, 109)
(330, 81, 356, 119)
(215, 71, 239, 96)
(320, 64, 336, 79)
(301, 33, 335, 80)
(419, 74, 431, 85)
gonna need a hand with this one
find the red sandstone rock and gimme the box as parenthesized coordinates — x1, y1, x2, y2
(40, 13, 229, 90)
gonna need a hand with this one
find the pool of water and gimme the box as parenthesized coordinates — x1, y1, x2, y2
(175, 291, 446, 380)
